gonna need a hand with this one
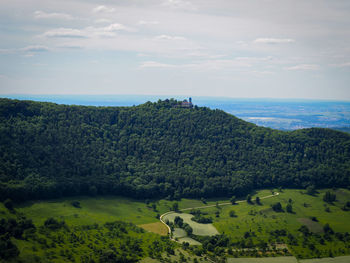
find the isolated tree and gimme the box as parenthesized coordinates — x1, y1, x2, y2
(323, 191, 336, 203)
(246, 194, 252, 204)
(184, 224, 193, 235)
(151, 203, 157, 211)
(172, 202, 179, 212)
(230, 196, 236, 205)
(323, 223, 334, 234)
(272, 202, 283, 212)
(286, 203, 293, 213)
(3, 199, 14, 211)
(306, 185, 316, 195)
(229, 210, 236, 217)
(255, 196, 261, 205)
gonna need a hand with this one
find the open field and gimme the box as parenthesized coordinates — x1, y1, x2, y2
(199, 189, 350, 259)
(299, 255, 350, 263)
(3, 188, 350, 261)
(163, 212, 219, 236)
(15, 195, 161, 226)
(139, 222, 168, 236)
(227, 256, 298, 263)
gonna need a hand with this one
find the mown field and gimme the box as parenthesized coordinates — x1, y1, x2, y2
(2, 188, 350, 262)
(208, 189, 350, 259)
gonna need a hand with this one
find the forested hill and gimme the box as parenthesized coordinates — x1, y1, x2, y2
(0, 98, 349, 201)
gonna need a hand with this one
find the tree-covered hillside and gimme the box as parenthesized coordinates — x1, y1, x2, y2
(0, 98, 349, 201)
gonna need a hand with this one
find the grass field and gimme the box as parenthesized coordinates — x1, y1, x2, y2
(3, 188, 350, 261)
(299, 255, 350, 263)
(163, 212, 219, 236)
(227, 256, 298, 263)
(201, 188, 350, 259)
(139, 222, 168, 236)
(228, 256, 350, 263)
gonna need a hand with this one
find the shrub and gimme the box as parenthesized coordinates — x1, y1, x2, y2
(71, 201, 81, 208)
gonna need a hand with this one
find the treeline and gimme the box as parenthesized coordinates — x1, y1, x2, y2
(0, 98, 349, 201)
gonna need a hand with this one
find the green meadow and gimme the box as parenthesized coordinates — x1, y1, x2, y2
(2, 188, 350, 262)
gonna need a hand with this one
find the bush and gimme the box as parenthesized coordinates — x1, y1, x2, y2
(71, 201, 81, 208)
(272, 202, 283, 212)
(44, 218, 66, 230)
(229, 210, 237, 217)
(3, 199, 14, 211)
(323, 191, 336, 203)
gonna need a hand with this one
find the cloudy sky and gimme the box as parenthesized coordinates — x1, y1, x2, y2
(1, 0, 350, 100)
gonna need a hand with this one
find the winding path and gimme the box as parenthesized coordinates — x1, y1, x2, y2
(159, 192, 280, 238)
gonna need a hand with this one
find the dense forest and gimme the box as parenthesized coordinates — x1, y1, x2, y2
(0, 98, 349, 201)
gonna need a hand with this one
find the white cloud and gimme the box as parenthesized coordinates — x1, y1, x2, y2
(330, 62, 350, 68)
(285, 64, 320, 71)
(140, 61, 175, 68)
(42, 23, 135, 39)
(162, 0, 197, 11)
(95, 18, 112, 24)
(103, 23, 134, 32)
(140, 58, 255, 71)
(34, 10, 73, 20)
(138, 20, 159, 25)
(92, 5, 115, 13)
(154, 34, 187, 41)
(43, 28, 88, 38)
(254, 38, 295, 44)
(21, 45, 50, 52)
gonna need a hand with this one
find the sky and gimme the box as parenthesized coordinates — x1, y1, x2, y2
(0, 0, 350, 100)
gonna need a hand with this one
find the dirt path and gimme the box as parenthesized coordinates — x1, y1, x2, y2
(159, 192, 280, 237)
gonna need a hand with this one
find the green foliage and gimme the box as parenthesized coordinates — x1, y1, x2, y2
(229, 210, 237, 217)
(255, 196, 261, 205)
(71, 201, 81, 208)
(0, 98, 349, 201)
(191, 214, 213, 224)
(272, 202, 283, 212)
(172, 202, 179, 212)
(246, 194, 252, 204)
(286, 203, 293, 213)
(230, 196, 236, 205)
(306, 185, 316, 195)
(323, 191, 336, 203)
(43, 217, 67, 230)
(3, 199, 14, 211)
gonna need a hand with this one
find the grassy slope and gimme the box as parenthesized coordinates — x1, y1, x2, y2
(211, 189, 350, 259)
(4, 188, 350, 261)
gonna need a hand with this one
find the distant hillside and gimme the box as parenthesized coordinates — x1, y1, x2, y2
(0, 98, 349, 201)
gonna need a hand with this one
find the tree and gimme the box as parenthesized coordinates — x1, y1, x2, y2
(230, 196, 236, 205)
(152, 203, 157, 211)
(323, 191, 336, 203)
(172, 202, 179, 212)
(286, 203, 293, 213)
(183, 224, 193, 235)
(255, 196, 261, 205)
(174, 216, 183, 227)
(323, 223, 334, 234)
(246, 194, 252, 204)
(3, 199, 14, 211)
(306, 185, 316, 195)
(229, 210, 237, 217)
(272, 202, 283, 212)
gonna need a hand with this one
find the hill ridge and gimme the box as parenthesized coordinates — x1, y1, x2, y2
(0, 98, 349, 201)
